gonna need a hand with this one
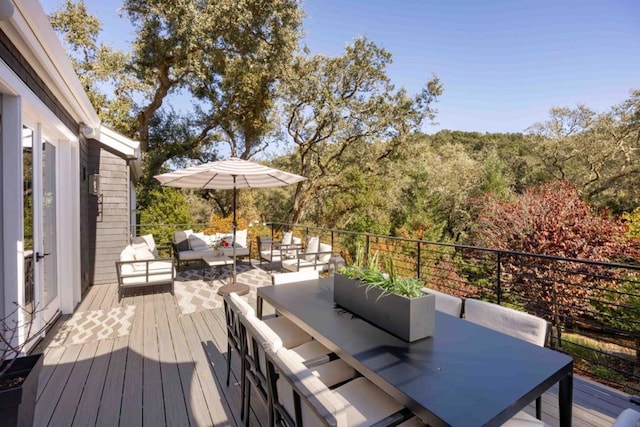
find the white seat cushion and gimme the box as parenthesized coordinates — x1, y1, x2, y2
(281, 258, 329, 273)
(612, 408, 640, 427)
(334, 377, 404, 426)
(264, 316, 312, 348)
(289, 340, 330, 367)
(501, 411, 547, 426)
(261, 249, 282, 262)
(272, 270, 319, 285)
(422, 287, 463, 317)
(465, 299, 548, 347)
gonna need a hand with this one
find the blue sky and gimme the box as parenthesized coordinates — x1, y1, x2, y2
(40, 0, 640, 134)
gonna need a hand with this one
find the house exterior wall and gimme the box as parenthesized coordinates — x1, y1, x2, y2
(86, 147, 131, 285)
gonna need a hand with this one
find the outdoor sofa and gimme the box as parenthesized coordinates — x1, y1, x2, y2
(172, 229, 251, 269)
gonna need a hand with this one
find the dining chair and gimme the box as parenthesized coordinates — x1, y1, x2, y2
(242, 314, 355, 427)
(223, 292, 256, 421)
(612, 408, 640, 427)
(465, 298, 550, 425)
(271, 269, 320, 285)
(266, 346, 418, 427)
(421, 287, 464, 317)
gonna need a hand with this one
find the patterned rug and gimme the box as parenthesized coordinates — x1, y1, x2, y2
(49, 305, 136, 347)
(174, 261, 272, 315)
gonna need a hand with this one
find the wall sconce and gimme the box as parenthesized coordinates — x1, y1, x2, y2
(88, 174, 100, 195)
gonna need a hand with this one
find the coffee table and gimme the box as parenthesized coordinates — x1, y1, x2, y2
(201, 254, 233, 284)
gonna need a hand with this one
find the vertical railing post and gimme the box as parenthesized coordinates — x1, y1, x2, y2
(365, 234, 370, 266)
(417, 240, 422, 279)
(496, 251, 502, 305)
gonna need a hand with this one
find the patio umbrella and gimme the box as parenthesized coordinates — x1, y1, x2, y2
(154, 157, 306, 284)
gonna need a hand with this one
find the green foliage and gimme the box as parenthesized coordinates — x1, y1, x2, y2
(338, 246, 423, 298)
(281, 36, 442, 225)
(138, 188, 192, 247)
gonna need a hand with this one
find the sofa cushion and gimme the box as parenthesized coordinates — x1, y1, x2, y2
(174, 229, 193, 252)
(189, 232, 209, 251)
(134, 247, 155, 261)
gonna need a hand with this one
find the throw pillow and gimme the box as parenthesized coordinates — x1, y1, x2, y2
(304, 235, 320, 262)
(235, 229, 248, 247)
(120, 245, 136, 262)
(189, 232, 209, 251)
(281, 231, 293, 245)
(318, 243, 332, 263)
(174, 229, 193, 252)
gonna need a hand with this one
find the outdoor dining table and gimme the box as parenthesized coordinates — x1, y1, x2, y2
(257, 278, 573, 427)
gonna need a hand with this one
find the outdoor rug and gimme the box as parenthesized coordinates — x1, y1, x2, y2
(174, 261, 271, 316)
(48, 305, 136, 348)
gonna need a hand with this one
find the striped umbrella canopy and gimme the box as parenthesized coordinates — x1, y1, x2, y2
(154, 157, 306, 283)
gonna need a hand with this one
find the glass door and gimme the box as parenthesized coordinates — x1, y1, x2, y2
(41, 140, 59, 321)
(22, 126, 60, 331)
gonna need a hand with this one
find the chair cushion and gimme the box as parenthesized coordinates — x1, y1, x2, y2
(612, 408, 640, 427)
(271, 270, 320, 285)
(334, 377, 404, 426)
(289, 340, 330, 367)
(264, 316, 312, 348)
(309, 359, 356, 388)
(465, 299, 548, 347)
(422, 287, 463, 317)
(274, 347, 348, 427)
(501, 410, 547, 426)
(244, 315, 284, 354)
(189, 232, 209, 251)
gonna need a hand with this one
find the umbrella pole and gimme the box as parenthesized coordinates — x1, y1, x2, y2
(232, 176, 237, 284)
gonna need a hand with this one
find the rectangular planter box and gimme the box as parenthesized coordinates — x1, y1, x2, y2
(0, 353, 44, 427)
(334, 274, 435, 342)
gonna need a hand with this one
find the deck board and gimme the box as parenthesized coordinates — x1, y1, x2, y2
(120, 294, 144, 427)
(71, 338, 114, 426)
(32, 267, 638, 427)
(142, 292, 166, 427)
(154, 292, 190, 426)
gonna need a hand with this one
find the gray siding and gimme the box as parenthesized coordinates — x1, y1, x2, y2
(81, 143, 131, 286)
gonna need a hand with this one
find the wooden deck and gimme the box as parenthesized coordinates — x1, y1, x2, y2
(32, 268, 636, 426)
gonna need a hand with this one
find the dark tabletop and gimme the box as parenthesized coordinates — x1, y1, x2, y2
(258, 279, 573, 427)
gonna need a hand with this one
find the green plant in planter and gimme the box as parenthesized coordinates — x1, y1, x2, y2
(338, 246, 423, 299)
